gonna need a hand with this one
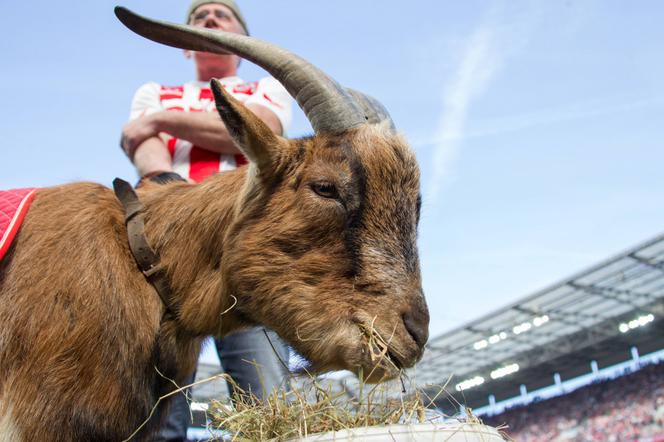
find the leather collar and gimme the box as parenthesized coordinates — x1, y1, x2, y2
(113, 178, 176, 315)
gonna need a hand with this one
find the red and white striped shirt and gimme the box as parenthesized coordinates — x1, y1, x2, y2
(129, 77, 292, 183)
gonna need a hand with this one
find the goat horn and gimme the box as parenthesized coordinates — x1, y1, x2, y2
(346, 89, 396, 131)
(114, 6, 371, 134)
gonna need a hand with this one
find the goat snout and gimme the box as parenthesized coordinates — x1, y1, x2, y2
(403, 300, 429, 351)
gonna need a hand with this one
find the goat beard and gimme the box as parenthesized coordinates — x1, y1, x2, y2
(243, 301, 360, 375)
(221, 279, 400, 380)
(226, 297, 401, 381)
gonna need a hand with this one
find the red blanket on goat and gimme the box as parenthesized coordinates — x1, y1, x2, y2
(0, 188, 37, 261)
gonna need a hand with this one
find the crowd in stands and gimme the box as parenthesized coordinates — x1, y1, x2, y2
(484, 360, 664, 441)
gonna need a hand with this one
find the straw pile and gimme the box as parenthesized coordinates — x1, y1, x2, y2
(203, 372, 503, 441)
(122, 367, 510, 442)
(201, 321, 510, 441)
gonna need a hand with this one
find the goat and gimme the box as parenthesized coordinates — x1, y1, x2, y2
(0, 7, 429, 442)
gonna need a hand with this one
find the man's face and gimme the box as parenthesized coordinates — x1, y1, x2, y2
(187, 3, 245, 70)
(188, 3, 245, 35)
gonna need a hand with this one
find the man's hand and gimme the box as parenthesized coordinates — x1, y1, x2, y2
(121, 114, 160, 159)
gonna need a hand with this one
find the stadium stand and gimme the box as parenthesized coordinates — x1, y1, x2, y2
(416, 232, 664, 415)
(483, 360, 664, 441)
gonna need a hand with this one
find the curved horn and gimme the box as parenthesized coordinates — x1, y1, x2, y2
(115, 6, 367, 134)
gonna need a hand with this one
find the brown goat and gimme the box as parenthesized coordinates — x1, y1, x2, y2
(0, 7, 429, 442)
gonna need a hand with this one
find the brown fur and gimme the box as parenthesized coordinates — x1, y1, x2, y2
(0, 85, 429, 441)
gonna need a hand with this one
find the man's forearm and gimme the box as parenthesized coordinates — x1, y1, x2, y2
(153, 111, 240, 155)
(153, 103, 283, 154)
(133, 137, 174, 177)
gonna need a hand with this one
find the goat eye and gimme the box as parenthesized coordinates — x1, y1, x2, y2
(311, 182, 338, 199)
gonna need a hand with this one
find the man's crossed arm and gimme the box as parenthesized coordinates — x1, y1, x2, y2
(121, 103, 283, 178)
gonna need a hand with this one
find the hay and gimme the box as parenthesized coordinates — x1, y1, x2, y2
(199, 321, 511, 441)
(206, 377, 428, 441)
(201, 369, 509, 441)
(123, 365, 510, 442)
(202, 322, 447, 441)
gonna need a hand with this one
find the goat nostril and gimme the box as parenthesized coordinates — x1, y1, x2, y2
(403, 313, 428, 349)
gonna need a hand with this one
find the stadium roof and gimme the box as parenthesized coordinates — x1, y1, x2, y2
(413, 232, 664, 411)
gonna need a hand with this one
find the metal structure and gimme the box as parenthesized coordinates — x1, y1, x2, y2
(414, 232, 664, 412)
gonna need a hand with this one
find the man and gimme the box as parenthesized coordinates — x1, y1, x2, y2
(122, 0, 290, 183)
(121, 1, 291, 440)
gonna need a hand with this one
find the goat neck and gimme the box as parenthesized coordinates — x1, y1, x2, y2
(136, 170, 246, 336)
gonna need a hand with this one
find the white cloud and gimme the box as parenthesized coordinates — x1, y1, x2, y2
(426, 2, 545, 202)
(427, 26, 501, 202)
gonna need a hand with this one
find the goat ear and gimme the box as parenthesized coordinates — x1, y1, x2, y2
(211, 79, 282, 175)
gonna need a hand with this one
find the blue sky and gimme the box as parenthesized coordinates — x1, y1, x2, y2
(1, 1, 663, 340)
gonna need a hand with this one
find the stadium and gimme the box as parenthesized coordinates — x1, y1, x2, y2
(192, 232, 664, 440)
